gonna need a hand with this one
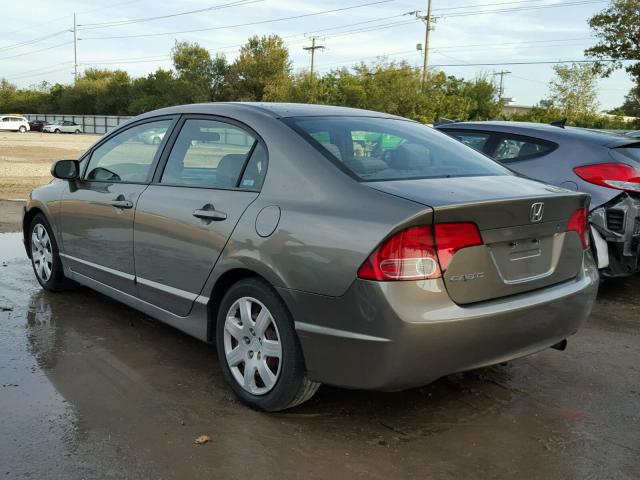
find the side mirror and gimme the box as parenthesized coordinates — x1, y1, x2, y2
(51, 159, 79, 180)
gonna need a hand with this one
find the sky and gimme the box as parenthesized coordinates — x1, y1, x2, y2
(0, 0, 634, 110)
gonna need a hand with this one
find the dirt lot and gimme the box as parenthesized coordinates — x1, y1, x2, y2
(0, 131, 100, 199)
(0, 227, 639, 478)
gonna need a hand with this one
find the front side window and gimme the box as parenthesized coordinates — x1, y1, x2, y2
(161, 119, 258, 189)
(286, 116, 510, 181)
(84, 119, 172, 183)
(492, 135, 556, 162)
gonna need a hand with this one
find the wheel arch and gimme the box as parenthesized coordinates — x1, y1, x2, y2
(23, 206, 47, 258)
(206, 268, 291, 343)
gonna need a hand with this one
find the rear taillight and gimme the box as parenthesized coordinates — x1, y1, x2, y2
(434, 223, 483, 271)
(567, 207, 590, 250)
(358, 223, 483, 281)
(573, 163, 640, 193)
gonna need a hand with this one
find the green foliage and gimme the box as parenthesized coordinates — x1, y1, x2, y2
(585, 0, 640, 82)
(506, 105, 637, 129)
(0, 34, 624, 131)
(545, 63, 600, 116)
(225, 35, 291, 101)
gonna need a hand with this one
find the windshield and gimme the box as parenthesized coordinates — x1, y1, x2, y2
(285, 116, 511, 181)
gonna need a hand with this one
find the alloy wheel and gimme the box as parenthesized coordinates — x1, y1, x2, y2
(223, 297, 282, 395)
(31, 224, 53, 283)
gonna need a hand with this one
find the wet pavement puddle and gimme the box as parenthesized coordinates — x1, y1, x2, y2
(0, 232, 639, 479)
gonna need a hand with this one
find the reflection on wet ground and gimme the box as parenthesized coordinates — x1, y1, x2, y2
(0, 232, 639, 479)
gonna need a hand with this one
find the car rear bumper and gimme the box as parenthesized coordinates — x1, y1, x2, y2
(590, 193, 640, 276)
(280, 251, 598, 391)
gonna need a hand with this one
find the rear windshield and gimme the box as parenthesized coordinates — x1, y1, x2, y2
(612, 145, 640, 163)
(284, 116, 511, 181)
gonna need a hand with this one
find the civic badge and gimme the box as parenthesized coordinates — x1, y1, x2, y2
(530, 202, 544, 223)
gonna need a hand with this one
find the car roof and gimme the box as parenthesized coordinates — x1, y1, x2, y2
(437, 120, 637, 147)
(141, 102, 407, 120)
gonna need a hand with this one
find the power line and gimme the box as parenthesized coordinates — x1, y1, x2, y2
(79, 0, 397, 40)
(435, 0, 605, 18)
(0, 41, 73, 61)
(78, 0, 264, 29)
(0, 30, 69, 53)
(432, 0, 588, 12)
(430, 59, 626, 67)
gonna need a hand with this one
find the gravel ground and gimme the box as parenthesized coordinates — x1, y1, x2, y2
(0, 131, 100, 199)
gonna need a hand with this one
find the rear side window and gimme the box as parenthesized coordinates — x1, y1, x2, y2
(446, 131, 491, 152)
(285, 116, 510, 181)
(491, 135, 556, 162)
(161, 118, 262, 189)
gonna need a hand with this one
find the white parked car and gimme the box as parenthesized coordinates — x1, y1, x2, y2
(43, 121, 83, 134)
(0, 115, 30, 133)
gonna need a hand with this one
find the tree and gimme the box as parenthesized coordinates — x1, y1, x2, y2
(585, 0, 640, 82)
(612, 85, 640, 117)
(171, 41, 219, 102)
(545, 63, 599, 117)
(226, 35, 291, 101)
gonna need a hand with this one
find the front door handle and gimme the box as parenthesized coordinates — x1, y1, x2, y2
(110, 194, 133, 209)
(193, 204, 227, 221)
(110, 199, 133, 209)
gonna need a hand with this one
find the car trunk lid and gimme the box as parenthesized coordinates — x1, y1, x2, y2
(367, 175, 589, 304)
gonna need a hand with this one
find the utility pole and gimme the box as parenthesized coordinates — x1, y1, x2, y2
(303, 36, 325, 77)
(493, 70, 511, 100)
(73, 13, 78, 82)
(413, 1, 433, 88)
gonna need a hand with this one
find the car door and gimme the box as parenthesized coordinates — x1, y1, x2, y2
(134, 116, 268, 316)
(58, 117, 176, 295)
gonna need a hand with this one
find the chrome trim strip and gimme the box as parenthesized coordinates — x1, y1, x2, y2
(136, 276, 198, 302)
(60, 253, 135, 281)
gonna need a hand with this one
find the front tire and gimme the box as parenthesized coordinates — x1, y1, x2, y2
(18, 125, 27, 133)
(54, 129, 61, 134)
(216, 278, 319, 411)
(29, 214, 73, 291)
(75, 129, 81, 134)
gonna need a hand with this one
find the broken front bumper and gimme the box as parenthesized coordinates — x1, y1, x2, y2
(590, 193, 640, 276)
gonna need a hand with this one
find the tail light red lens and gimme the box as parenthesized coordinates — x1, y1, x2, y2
(434, 223, 483, 271)
(358, 223, 483, 281)
(573, 163, 640, 193)
(567, 207, 590, 250)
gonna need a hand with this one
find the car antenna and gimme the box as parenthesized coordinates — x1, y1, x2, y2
(550, 118, 567, 128)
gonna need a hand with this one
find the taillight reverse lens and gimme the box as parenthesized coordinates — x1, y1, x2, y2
(358, 223, 483, 281)
(573, 163, 640, 193)
(357, 225, 440, 281)
(567, 207, 590, 250)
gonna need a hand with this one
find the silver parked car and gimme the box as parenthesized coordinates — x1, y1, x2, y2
(23, 103, 598, 411)
(43, 120, 83, 134)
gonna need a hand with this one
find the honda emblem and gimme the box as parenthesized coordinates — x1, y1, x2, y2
(530, 202, 544, 223)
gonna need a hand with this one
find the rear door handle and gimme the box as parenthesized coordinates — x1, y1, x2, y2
(193, 205, 227, 221)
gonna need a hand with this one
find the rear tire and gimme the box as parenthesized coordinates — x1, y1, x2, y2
(216, 277, 320, 411)
(54, 129, 61, 134)
(28, 214, 75, 291)
(75, 129, 81, 134)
